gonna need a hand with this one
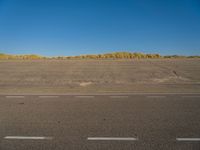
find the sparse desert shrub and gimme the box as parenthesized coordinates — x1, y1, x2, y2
(0, 52, 199, 60)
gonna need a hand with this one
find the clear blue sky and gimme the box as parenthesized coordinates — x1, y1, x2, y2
(0, 0, 200, 56)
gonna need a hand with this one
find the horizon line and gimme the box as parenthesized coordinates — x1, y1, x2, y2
(1, 51, 200, 57)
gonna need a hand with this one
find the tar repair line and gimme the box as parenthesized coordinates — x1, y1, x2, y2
(87, 137, 138, 141)
(176, 138, 200, 141)
(4, 136, 53, 140)
(110, 96, 129, 98)
(5, 96, 25, 99)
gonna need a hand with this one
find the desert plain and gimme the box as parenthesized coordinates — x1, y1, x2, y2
(0, 58, 200, 94)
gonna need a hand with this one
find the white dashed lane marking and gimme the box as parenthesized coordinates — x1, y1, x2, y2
(146, 96, 166, 98)
(182, 96, 200, 98)
(6, 96, 25, 99)
(75, 96, 94, 98)
(4, 136, 53, 140)
(38, 96, 59, 98)
(176, 138, 200, 141)
(110, 96, 129, 98)
(87, 137, 138, 141)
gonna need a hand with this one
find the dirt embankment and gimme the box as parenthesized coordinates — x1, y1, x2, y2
(0, 59, 200, 94)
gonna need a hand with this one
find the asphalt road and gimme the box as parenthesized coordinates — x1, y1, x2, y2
(0, 93, 200, 150)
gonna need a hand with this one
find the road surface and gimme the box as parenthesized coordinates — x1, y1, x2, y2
(0, 93, 200, 150)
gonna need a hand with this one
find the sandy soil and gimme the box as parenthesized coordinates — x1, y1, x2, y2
(0, 59, 200, 94)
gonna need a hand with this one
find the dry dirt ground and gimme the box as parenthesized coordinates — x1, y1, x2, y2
(0, 59, 200, 94)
